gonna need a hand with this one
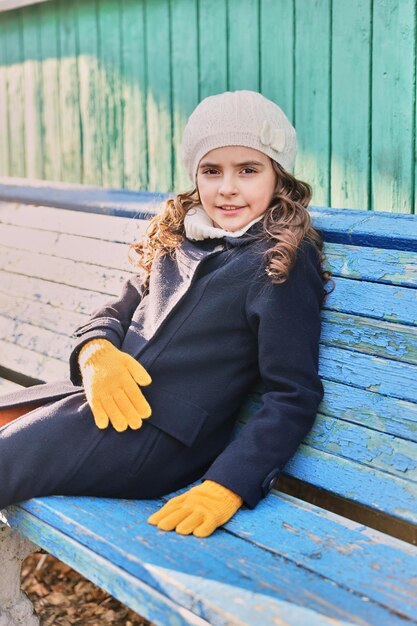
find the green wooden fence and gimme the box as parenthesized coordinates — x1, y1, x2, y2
(0, 0, 416, 213)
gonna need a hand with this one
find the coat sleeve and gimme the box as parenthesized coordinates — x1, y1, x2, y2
(201, 241, 325, 509)
(68, 273, 146, 385)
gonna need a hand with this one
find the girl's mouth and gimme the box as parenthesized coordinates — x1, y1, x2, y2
(217, 205, 246, 213)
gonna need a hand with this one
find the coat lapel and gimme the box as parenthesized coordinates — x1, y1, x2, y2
(121, 239, 224, 357)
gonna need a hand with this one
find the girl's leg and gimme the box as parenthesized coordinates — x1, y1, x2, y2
(0, 403, 43, 427)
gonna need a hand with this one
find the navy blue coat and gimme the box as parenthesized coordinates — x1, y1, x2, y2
(0, 223, 324, 508)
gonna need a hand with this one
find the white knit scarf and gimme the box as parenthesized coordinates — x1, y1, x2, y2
(184, 205, 264, 241)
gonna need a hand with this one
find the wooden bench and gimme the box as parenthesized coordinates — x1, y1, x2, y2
(0, 177, 416, 626)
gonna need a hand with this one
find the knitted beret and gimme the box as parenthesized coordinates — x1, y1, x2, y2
(180, 90, 297, 182)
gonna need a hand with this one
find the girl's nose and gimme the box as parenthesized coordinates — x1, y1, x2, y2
(218, 175, 238, 196)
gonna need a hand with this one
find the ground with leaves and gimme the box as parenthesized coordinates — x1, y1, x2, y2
(21, 551, 153, 626)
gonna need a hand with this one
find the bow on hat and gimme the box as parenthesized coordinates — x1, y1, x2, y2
(260, 120, 286, 152)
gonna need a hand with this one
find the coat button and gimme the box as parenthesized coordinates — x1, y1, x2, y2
(268, 477, 276, 491)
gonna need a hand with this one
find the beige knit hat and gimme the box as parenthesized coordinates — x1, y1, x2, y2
(180, 90, 297, 182)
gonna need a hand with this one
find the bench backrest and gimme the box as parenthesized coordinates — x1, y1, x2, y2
(1, 186, 416, 530)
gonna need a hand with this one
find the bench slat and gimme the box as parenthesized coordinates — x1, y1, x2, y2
(307, 415, 417, 482)
(0, 294, 86, 333)
(2, 313, 417, 404)
(2, 249, 415, 325)
(0, 271, 113, 312)
(2, 294, 416, 366)
(2, 204, 416, 288)
(325, 242, 417, 287)
(6, 496, 415, 626)
(320, 345, 417, 404)
(0, 318, 73, 361)
(0, 247, 129, 294)
(319, 380, 417, 442)
(0, 223, 134, 271)
(310, 207, 417, 251)
(325, 276, 416, 325)
(0, 202, 146, 243)
(286, 445, 417, 524)
(240, 380, 417, 443)
(0, 340, 67, 381)
(321, 310, 417, 364)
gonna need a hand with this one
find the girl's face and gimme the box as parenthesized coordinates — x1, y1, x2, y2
(196, 145, 277, 232)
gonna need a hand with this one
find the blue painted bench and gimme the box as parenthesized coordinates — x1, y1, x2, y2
(0, 177, 416, 626)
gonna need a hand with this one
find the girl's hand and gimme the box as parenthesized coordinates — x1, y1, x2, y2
(78, 339, 152, 432)
(147, 480, 243, 537)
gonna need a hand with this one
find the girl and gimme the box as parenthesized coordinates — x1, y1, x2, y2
(0, 90, 333, 538)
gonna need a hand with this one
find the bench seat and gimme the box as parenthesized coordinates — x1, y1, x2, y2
(4, 489, 417, 626)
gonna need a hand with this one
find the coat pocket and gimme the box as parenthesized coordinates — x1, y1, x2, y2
(140, 386, 209, 447)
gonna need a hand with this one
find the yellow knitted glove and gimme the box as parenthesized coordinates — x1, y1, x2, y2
(147, 480, 243, 537)
(78, 338, 152, 432)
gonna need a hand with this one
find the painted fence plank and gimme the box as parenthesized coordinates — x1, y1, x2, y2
(171, 0, 198, 192)
(197, 0, 227, 99)
(5, 11, 25, 177)
(228, 0, 259, 92)
(58, 0, 81, 183)
(145, 0, 171, 192)
(21, 4, 43, 179)
(372, 0, 415, 213)
(120, 0, 147, 190)
(4, 499, 407, 626)
(0, 18, 9, 176)
(295, 0, 330, 207)
(76, 0, 102, 186)
(97, 0, 124, 188)
(331, 0, 371, 210)
(260, 0, 294, 115)
(39, 1, 61, 181)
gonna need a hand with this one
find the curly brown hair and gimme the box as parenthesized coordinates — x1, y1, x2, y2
(129, 160, 335, 304)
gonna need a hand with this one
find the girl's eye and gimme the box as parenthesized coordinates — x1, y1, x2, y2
(241, 167, 256, 174)
(202, 169, 219, 175)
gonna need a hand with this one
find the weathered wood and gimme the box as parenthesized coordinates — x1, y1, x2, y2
(0, 271, 112, 313)
(331, 0, 371, 210)
(310, 206, 417, 250)
(0, 522, 39, 626)
(0, 378, 22, 393)
(4, 493, 417, 625)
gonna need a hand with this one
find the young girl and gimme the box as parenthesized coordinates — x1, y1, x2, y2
(0, 90, 332, 538)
